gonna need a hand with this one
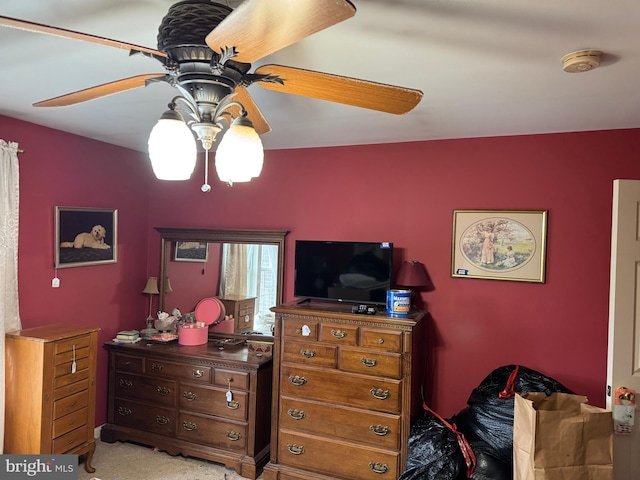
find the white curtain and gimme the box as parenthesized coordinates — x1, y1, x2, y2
(0, 139, 22, 453)
(219, 243, 248, 296)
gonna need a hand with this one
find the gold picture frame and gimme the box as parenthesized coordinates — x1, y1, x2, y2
(451, 209, 548, 283)
(55, 206, 118, 268)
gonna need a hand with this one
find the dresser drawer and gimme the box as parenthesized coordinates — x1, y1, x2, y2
(54, 373, 88, 400)
(113, 398, 175, 436)
(52, 425, 89, 454)
(146, 359, 212, 383)
(178, 412, 248, 452)
(283, 319, 318, 340)
(339, 348, 402, 379)
(213, 368, 249, 390)
(115, 354, 144, 374)
(318, 323, 358, 346)
(360, 328, 403, 353)
(55, 335, 91, 357)
(55, 344, 90, 366)
(54, 390, 88, 419)
(279, 396, 401, 450)
(280, 365, 402, 414)
(282, 340, 337, 368)
(179, 383, 248, 421)
(278, 430, 399, 480)
(54, 356, 89, 378)
(53, 407, 88, 439)
(115, 373, 176, 406)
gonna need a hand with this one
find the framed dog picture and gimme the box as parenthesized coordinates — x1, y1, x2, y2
(55, 206, 118, 268)
(174, 241, 209, 262)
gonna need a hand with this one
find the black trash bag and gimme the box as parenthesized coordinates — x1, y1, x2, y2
(399, 412, 468, 480)
(466, 431, 511, 480)
(454, 364, 573, 464)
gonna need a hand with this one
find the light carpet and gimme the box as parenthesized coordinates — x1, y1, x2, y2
(78, 439, 264, 480)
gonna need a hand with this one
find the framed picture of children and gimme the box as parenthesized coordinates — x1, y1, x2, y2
(451, 209, 548, 283)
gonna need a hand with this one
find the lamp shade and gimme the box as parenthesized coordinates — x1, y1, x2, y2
(215, 117, 264, 184)
(148, 109, 197, 181)
(165, 277, 173, 294)
(142, 276, 159, 295)
(396, 261, 432, 288)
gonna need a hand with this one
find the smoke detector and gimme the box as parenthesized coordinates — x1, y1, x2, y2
(561, 50, 602, 73)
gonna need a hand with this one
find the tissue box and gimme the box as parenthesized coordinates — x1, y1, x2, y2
(178, 324, 208, 346)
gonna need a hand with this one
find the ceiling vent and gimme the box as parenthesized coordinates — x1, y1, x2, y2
(561, 50, 602, 73)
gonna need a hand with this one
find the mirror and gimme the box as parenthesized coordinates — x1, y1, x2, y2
(156, 227, 288, 338)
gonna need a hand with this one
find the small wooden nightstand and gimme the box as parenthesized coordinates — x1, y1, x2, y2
(218, 294, 257, 333)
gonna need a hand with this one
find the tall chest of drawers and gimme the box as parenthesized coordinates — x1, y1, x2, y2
(263, 302, 427, 480)
(100, 339, 272, 480)
(4, 324, 100, 473)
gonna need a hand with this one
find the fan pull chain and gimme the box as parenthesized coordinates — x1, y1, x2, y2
(201, 149, 211, 193)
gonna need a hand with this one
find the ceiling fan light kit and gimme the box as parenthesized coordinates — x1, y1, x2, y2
(0, 0, 424, 191)
(561, 49, 602, 73)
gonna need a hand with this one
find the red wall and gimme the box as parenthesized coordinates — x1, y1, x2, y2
(5, 112, 640, 425)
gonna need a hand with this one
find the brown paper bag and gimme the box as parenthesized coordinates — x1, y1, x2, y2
(513, 392, 613, 480)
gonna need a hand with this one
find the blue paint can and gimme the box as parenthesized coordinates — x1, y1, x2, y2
(386, 289, 411, 316)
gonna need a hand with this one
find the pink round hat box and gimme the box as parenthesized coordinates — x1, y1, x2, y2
(179, 298, 226, 345)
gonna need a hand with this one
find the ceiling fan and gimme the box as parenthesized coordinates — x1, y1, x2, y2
(0, 0, 423, 185)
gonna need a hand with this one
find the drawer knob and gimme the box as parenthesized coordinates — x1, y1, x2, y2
(369, 462, 389, 474)
(361, 358, 378, 368)
(370, 425, 390, 436)
(370, 388, 390, 400)
(330, 329, 347, 339)
(192, 369, 204, 378)
(288, 375, 307, 386)
(378, 338, 384, 344)
(227, 400, 240, 410)
(117, 407, 131, 416)
(182, 421, 197, 431)
(287, 444, 305, 455)
(226, 431, 242, 441)
(156, 386, 170, 396)
(183, 391, 197, 402)
(156, 415, 170, 425)
(151, 363, 164, 371)
(287, 408, 306, 420)
(300, 349, 316, 358)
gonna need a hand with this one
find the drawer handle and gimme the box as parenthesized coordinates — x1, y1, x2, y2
(378, 338, 385, 344)
(370, 388, 390, 400)
(370, 425, 390, 436)
(227, 401, 240, 410)
(287, 444, 304, 455)
(183, 391, 197, 402)
(118, 407, 131, 416)
(157, 386, 170, 396)
(300, 349, 316, 358)
(192, 369, 204, 378)
(330, 329, 347, 339)
(361, 358, 378, 367)
(156, 415, 170, 425)
(182, 421, 197, 431)
(288, 375, 307, 386)
(287, 408, 306, 420)
(226, 431, 242, 441)
(151, 363, 164, 371)
(369, 462, 389, 474)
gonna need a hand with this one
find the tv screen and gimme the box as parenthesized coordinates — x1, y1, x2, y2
(294, 240, 393, 305)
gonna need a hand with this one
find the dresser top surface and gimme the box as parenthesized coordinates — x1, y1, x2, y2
(6, 323, 100, 342)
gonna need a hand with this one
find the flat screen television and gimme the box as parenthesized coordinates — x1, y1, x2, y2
(294, 240, 393, 305)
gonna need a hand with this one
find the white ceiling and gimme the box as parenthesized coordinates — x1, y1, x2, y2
(1, 0, 639, 153)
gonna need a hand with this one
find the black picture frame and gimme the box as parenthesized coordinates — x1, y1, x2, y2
(55, 206, 118, 268)
(174, 241, 209, 262)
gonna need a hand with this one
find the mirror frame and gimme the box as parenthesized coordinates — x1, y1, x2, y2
(156, 227, 288, 336)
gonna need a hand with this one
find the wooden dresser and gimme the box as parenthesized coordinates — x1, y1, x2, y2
(101, 338, 272, 479)
(218, 295, 257, 333)
(4, 324, 100, 473)
(263, 302, 427, 480)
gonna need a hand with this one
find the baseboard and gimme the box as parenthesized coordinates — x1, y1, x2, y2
(94, 424, 104, 439)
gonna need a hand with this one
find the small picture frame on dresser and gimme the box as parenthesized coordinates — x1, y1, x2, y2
(174, 241, 209, 262)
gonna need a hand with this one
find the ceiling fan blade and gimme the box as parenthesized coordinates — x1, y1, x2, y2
(34, 74, 166, 107)
(233, 87, 271, 134)
(255, 65, 424, 114)
(206, 0, 355, 63)
(0, 15, 166, 58)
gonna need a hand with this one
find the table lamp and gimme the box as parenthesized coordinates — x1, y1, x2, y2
(396, 260, 434, 311)
(142, 276, 159, 321)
